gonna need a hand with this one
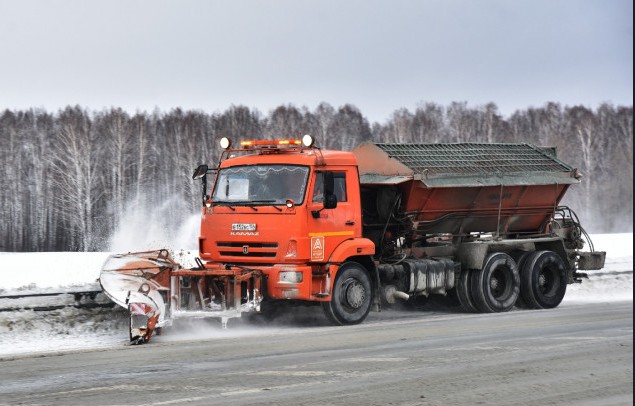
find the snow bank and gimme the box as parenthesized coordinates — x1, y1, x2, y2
(563, 233, 633, 304)
(0, 249, 199, 294)
(0, 252, 110, 292)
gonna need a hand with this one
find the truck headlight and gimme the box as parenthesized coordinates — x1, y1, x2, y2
(279, 271, 303, 283)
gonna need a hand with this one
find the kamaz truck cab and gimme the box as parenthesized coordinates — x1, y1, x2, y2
(192, 135, 377, 326)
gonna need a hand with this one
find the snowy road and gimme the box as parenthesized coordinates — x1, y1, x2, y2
(0, 300, 632, 406)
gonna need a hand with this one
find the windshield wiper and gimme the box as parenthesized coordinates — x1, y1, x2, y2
(213, 201, 239, 211)
(213, 200, 284, 211)
(212, 199, 282, 211)
(249, 200, 283, 211)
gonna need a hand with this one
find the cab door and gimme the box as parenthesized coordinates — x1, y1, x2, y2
(306, 168, 362, 262)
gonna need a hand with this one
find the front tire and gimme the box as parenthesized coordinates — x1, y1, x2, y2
(322, 262, 372, 325)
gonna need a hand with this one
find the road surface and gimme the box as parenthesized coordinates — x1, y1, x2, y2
(0, 301, 632, 406)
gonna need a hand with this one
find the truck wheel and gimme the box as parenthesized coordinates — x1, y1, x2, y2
(456, 269, 479, 313)
(513, 252, 532, 309)
(471, 252, 520, 313)
(322, 262, 372, 326)
(520, 251, 567, 309)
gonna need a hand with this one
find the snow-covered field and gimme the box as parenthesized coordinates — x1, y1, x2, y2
(0, 233, 631, 357)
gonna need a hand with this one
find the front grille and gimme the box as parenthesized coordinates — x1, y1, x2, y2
(217, 242, 278, 248)
(216, 242, 279, 258)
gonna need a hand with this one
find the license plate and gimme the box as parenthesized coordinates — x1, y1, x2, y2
(232, 223, 257, 231)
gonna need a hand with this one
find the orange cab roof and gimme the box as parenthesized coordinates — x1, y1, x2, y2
(221, 148, 358, 168)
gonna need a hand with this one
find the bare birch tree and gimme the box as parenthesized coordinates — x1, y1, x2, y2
(48, 106, 101, 250)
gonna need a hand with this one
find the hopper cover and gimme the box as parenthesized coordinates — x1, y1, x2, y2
(353, 142, 580, 187)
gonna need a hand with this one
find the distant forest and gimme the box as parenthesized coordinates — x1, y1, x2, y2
(1, 101, 632, 252)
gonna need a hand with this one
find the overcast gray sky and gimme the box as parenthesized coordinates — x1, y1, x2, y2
(0, 0, 632, 123)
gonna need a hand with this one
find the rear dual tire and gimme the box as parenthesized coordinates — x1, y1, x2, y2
(457, 268, 479, 313)
(471, 252, 520, 313)
(512, 252, 533, 309)
(457, 253, 520, 313)
(519, 250, 567, 309)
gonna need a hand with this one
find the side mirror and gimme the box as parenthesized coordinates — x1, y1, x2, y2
(323, 172, 337, 209)
(324, 172, 335, 195)
(312, 172, 338, 218)
(192, 164, 209, 206)
(192, 164, 208, 180)
(323, 194, 337, 209)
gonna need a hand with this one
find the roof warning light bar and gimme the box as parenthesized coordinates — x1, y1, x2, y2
(220, 135, 315, 151)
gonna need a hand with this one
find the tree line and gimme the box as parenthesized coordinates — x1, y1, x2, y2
(0, 101, 632, 252)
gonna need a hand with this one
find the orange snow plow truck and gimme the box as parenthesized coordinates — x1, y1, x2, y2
(100, 135, 605, 344)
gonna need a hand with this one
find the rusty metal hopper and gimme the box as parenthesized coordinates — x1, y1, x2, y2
(353, 143, 581, 235)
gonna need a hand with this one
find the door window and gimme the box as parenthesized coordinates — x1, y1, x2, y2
(313, 172, 347, 203)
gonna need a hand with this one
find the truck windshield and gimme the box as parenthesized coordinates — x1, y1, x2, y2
(212, 165, 310, 205)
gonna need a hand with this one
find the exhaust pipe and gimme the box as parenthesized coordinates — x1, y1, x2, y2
(382, 285, 410, 304)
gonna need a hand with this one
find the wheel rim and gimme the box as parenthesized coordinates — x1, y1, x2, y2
(323, 263, 372, 325)
(539, 267, 558, 296)
(489, 267, 511, 300)
(342, 278, 366, 310)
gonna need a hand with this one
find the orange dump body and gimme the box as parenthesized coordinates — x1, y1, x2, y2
(353, 142, 580, 237)
(400, 181, 570, 235)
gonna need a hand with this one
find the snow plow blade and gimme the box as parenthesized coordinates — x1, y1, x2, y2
(99, 249, 266, 344)
(99, 250, 176, 344)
